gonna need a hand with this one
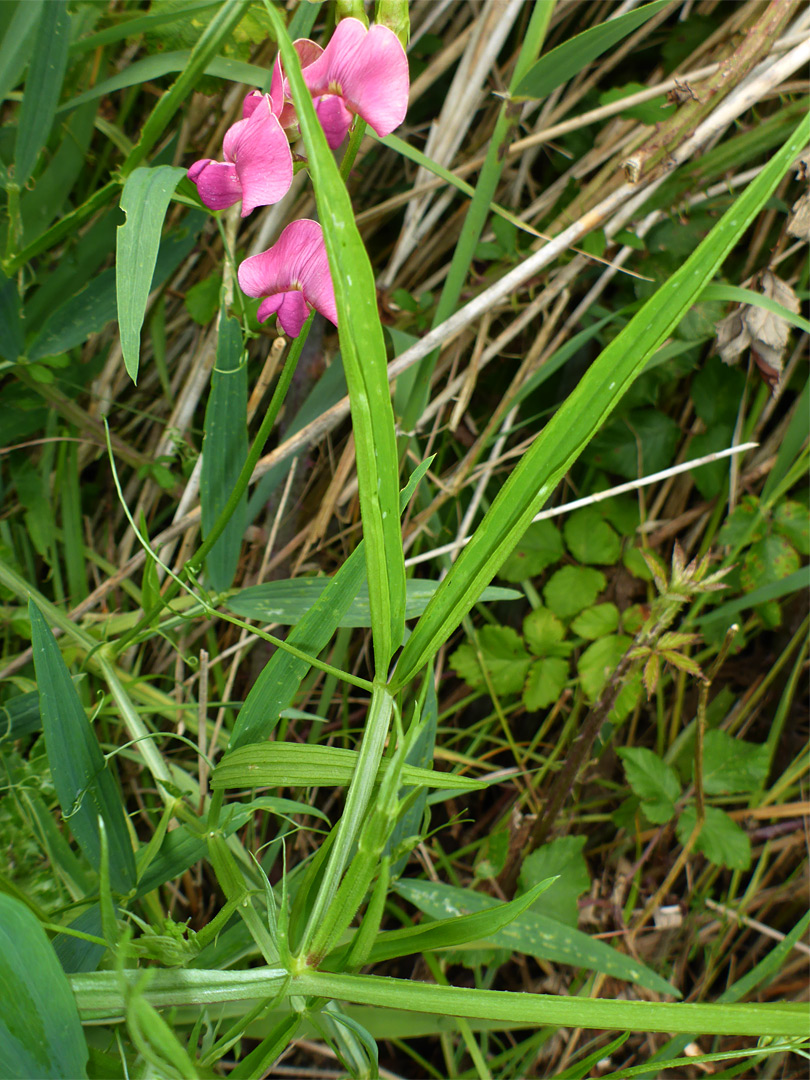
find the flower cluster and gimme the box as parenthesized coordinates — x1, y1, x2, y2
(188, 18, 409, 337)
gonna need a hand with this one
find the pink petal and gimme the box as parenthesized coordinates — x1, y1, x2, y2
(256, 293, 283, 323)
(275, 291, 310, 337)
(188, 159, 242, 211)
(226, 102, 294, 217)
(238, 220, 338, 330)
(315, 95, 353, 148)
(302, 19, 408, 137)
(242, 90, 263, 118)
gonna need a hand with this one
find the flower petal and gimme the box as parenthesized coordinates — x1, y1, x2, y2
(302, 19, 408, 137)
(315, 94, 354, 148)
(275, 291, 310, 337)
(256, 293, 283, 323)
(227, 101, 294, 216)
(188, 159, 242, 211)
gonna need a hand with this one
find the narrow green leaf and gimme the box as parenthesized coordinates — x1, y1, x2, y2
(266, 3, 405, 673)
(394, 879, 677, 997)
(328, 876, 557, 969)
(0, 0, 43, 106)
(29, 601, 136, 893)
(0, 271, 24, 361)
(211, 743, 488, 793)
(14, 0, 70, 187)
(201, 307, 247, 591)
(0, 893, 88, 1079)
(702, 283, 810, 335)
(116, 165, 185, 383)
(696, 567, 810, 626)
(226, 579, 520, 627)
(391, 110, 810, 690)
(514, 0, 672, 99)
(229, 461, 433, 751)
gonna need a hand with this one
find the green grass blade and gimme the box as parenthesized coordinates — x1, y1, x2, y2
(226, 580, 520, 627)
(702, 283, 810, 335)
(210, 743, 488, 793)
(116, 165, 186, 383)
(0, 0, 43, 106)
(513, 0, 672, 99)
(14, 0, 70, 188)
(266, 3, 405, 673)
(327, 877, 557, 969)
(394, 879, 677, 997)
(29, 600, 136, 894)
(391, 109, 810, 691)
(122, 0, 254, 174)
(0, 893, 88, 1079)
(295, 970, 807, 1038)
(200, 307, 247, 591)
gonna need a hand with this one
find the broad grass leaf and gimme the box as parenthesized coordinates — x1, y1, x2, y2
(578, 634, 631, 701)
(29, 601, 136, 893)
(618, 747, 680, 824)
(571, 602, 619, 640)
(327, 877, 557, 969)
(701, 731, 769, 795)
(200, 308, 247, 592)
(268, 5, 405, 673)
(14, 0, 70, 188)
(514, 0, 671, 99)
(544, 567, 606, 620)
(676, 806, 751, 870)
(210, 743, 488, 793)
(226, 579, 519, 627)
(0, 893, 88, 1079)
(564, 508, 621, 565)
(116, 165, 186, 383)
(393, 879, 678, 997)
(517, 835, 589, 928)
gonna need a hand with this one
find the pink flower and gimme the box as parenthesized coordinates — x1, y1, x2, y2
(270, 19, 409, 149)
(188, 93, 293, 217)
(238, 219, 338, 337)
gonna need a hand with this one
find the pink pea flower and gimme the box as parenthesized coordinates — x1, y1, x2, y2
(187, 93, 293, 217)
(270, 19, 409, 149)
(238, 219, 338, 338)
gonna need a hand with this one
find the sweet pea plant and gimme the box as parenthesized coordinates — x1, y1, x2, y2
(1, 1, 809, 1077)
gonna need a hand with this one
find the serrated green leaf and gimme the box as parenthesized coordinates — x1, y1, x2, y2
(523, 606, 566, 655)
(740, 534, 799, 591)
(523, 657, 568, 711)
(676, 806, 750, 870)
(701, 731, 769, 795)
(544, 566, 606, 620)
(210, 743, 489, 793)
(0, 893, 88, 1079)
(618, 747, 681, 824)
(517, 835, 589, 928)
(773, 500, 809, 555)
(571, 602, 619, 640)
(116, 165, 186, 383)
(451, 625, 532, 696)
(29, 601, 136, 893)
(578, 634, 631, 702)
(498, 520, 564, 581)
(564, 508, 621, 565)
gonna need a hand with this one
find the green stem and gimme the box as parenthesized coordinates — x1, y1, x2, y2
(297, 684, 394, 956)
